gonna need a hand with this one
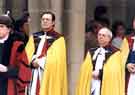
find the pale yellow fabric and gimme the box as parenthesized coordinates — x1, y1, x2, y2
(101, 39, 129, 95)
(39, 37, 67, 95)
(101, 51, 124, 95)
(120, 38, 129, 65)
(25, 35, 35, 64)
(119, 38, 129, 95)
(76, 43, 129, 95)
(75, 52, 93, 95)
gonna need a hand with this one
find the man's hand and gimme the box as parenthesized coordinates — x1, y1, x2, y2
(0, 64, 8, 72)
(127, 63, 135, 73)
(32, 58, 39, 68)
(92, 70, 99, 79)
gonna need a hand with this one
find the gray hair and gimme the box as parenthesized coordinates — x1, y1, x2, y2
(98, 27, 113, 38)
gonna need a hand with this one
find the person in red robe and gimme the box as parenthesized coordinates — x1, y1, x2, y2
(0, 14, 28, 95)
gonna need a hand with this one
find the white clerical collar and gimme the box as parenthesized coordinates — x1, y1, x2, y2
(39, 33, 52, 40)
(0, 34, 9, 43)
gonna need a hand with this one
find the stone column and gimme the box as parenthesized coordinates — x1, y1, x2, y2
(51, 0, 63, 33)
(0, 0, 4, 14)
(28, 0, 53, 34)
(38, 0, 63, 33)
(11, 0, 22, 17)
(40, 0, 51, 11)
(28, 0, 40, 34)
(4, 0, 12, 14)
(28, 0, 64, 34)
(63, 0, 86, 94)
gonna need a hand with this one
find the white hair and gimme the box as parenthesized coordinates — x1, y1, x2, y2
(98, 27, 113, 38)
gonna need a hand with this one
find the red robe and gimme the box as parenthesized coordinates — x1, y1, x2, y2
(0, 34, 27, 95)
